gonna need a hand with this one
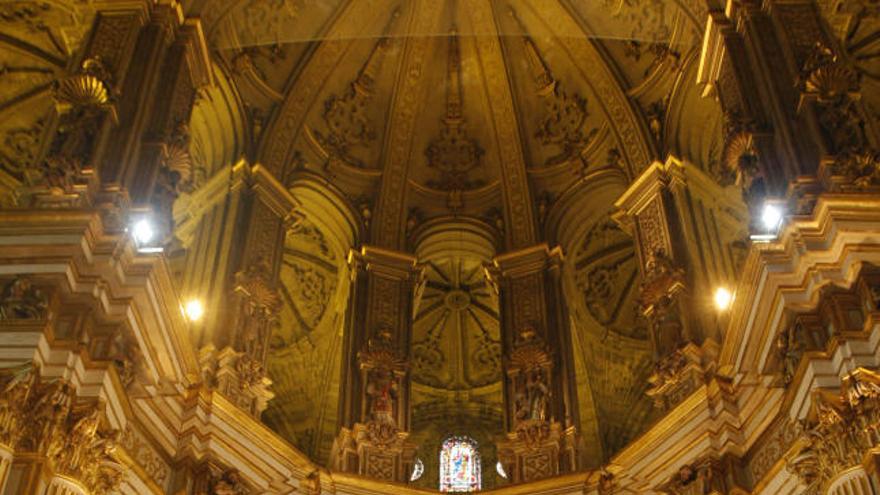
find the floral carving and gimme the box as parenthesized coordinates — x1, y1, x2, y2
(119, 426, 169, 487)
(832, 149, 880, 188)
(317, 10, 398, 167)
(512, 12, 596, 167)
(425, 32, 484, 192)
(1, 121, 43, 180)
(286, 264, 332, 329)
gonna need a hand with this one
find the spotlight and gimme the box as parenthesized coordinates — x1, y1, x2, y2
(714, 287, 733, 311)
(132, 219, 155, 245)
(184, 299, 205, 322)
(761, 204, 783, 231)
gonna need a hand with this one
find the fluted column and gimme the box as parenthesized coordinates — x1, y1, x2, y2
(614, 157, 747, 410)
(330, 246, 421, 482)
(490, 244, 580, 483)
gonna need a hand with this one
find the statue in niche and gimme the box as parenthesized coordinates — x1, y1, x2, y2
(0, 277, 48, 320)
(526, 369, 549, 421)
(513, 368, 549, 423)
(366, 368, 398, 424)
(776, 325, 804, 385)
(649, 294, 684, 360)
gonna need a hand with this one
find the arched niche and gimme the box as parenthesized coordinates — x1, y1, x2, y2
(260, 175, 359, 462)
(407, 218, 505, 490)
(545, 169, 655, 463)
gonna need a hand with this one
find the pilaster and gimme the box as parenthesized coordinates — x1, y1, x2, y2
(614, 157, 747, 410)
(331, 246, 421, 482)
(489, 244, 579, 482)
(198, 165, 301, 418)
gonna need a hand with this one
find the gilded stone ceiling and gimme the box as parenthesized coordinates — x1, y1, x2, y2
(181, 0, 721, 467)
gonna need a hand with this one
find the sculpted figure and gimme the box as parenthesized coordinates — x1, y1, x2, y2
(650, 295, 683, 359)
(526, 369, 549, 421)
(366, 368, 398, 424)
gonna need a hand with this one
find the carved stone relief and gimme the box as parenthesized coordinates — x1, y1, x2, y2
(0, 365, 124, 494)
(788, 368, 880, 493)
(411, 258, 502, 389)
(264, 220, 342, 461)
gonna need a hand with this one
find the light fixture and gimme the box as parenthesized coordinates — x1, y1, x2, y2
(496, 461, 508, 479)
(761, 204, 783, 231)
(183, 299, 205, 322)
(130, 217, 164, 253)
(714, 287, 733, 311)
(132, 219, 154, 244)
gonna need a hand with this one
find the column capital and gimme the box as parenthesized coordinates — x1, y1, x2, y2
(349, 245, 421, 281)
(490, 243, 563, 279)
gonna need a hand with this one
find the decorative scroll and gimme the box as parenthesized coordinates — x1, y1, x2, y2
(316, 9, 399, 168)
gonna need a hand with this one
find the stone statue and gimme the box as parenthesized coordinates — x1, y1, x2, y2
(512, 368, 550, 423)
(650, 294, 683, 360)
(366, 368, 398, 424)
(526, 369, 549, 421)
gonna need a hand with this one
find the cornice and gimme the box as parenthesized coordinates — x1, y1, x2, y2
(720, 195, 880, 372)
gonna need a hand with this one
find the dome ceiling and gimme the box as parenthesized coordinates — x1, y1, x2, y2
(190, 0, 715, 247)
(183, 0, 720, 468)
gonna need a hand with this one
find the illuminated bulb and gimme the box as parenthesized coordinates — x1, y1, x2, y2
(761, 204, 783, 231)
(714, 287, 733, 311)
(132, 219, 155, 245)
(184, 299, 205, 322)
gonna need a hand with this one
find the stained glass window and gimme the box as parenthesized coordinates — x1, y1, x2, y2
(439, 436, 481, 492)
